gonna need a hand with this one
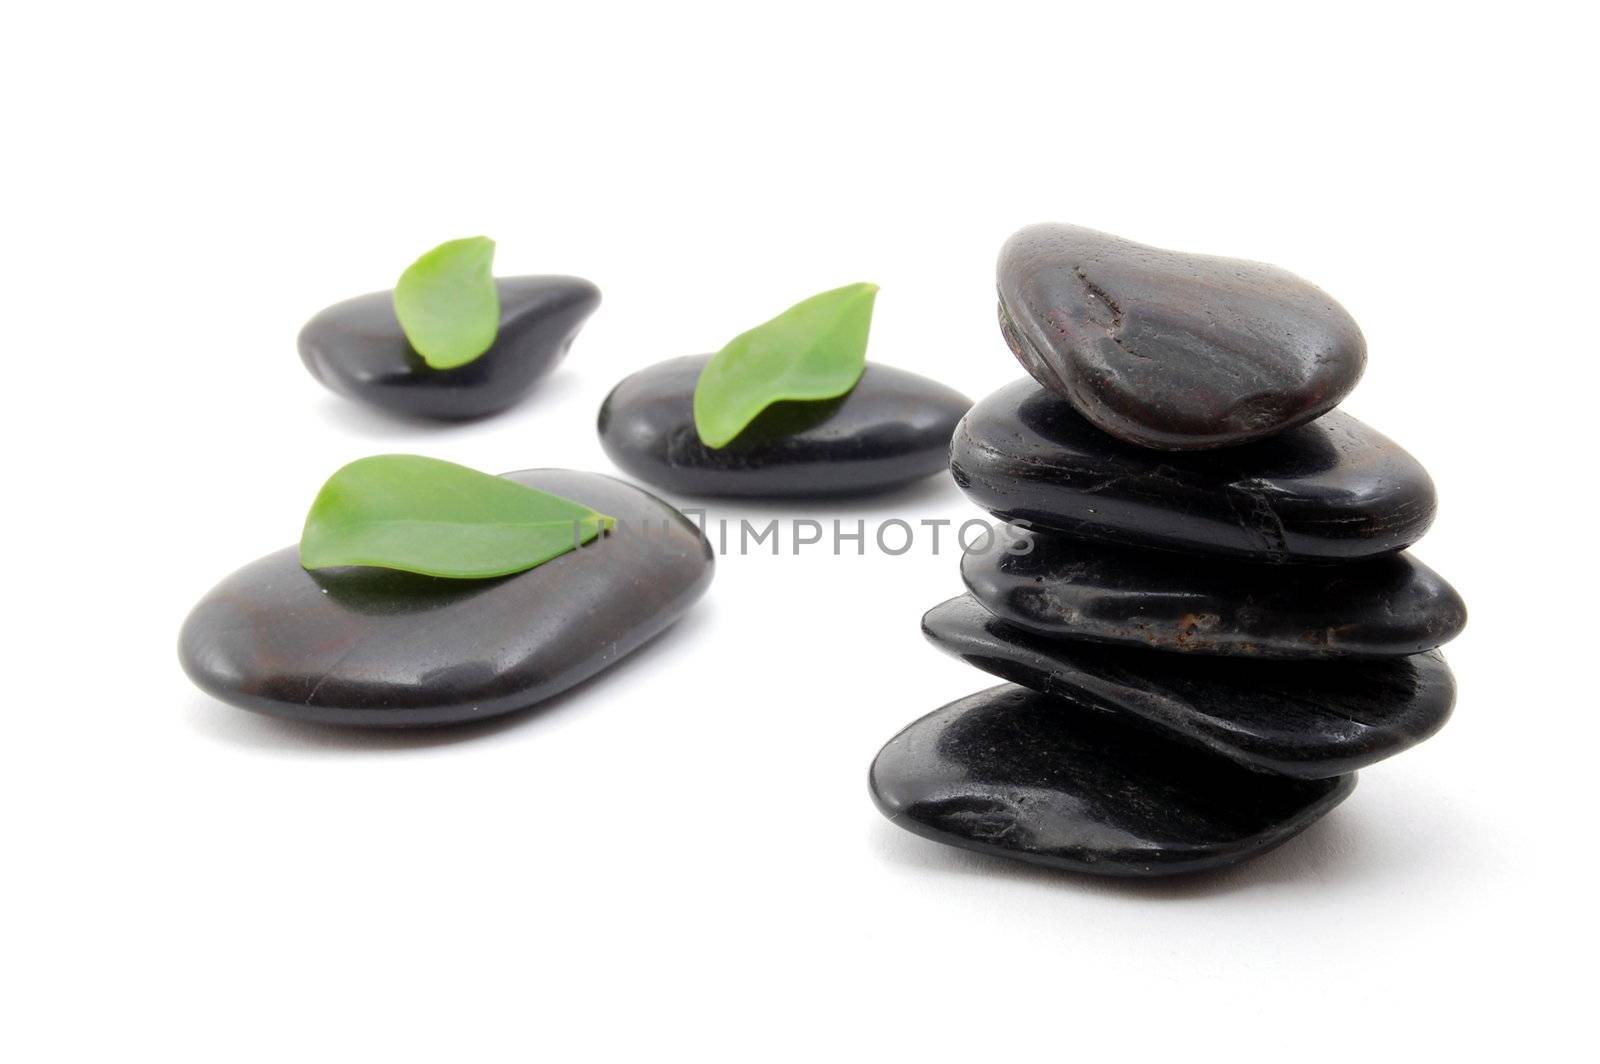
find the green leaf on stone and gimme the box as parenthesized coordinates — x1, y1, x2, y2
(692, 282, 879, 448)
(393, 236, 501, 369)
(300, 455, 614, 579)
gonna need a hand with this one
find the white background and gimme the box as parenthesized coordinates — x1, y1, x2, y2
(6, 2, 1595, 1059)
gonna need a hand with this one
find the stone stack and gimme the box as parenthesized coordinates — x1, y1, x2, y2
(870, 224, 1467, 877)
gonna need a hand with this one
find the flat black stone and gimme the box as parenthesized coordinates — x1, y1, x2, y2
(597, 354, 972, 497)
(299, 276, 600, 420)
(962, 531, 1466, 657)
(998, 223, 1365, 450)
(871, 683, 1355, 876)
(178, 470, 711, 727)
(922, 595, 1455, 778)
(950, 379, 1436, 563)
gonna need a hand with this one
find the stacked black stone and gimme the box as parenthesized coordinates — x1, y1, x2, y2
(870, 224, 1467, 877)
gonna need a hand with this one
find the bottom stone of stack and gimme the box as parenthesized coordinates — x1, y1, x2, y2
(870, 683, 1355, 877)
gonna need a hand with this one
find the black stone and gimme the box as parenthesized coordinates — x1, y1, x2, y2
(597, 355, 971, 497)
(951, 379, 1436, 563)
(178, 470, 711, 727)
(963, 531, 1465, 658)
(922, 595, 1455, 778)
(998, 223, 1365, 450)
(871, 683, 1355, 876)
(299, 276, 600, 420)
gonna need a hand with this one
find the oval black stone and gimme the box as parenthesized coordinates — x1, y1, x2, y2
(922, 595, 1455, 778)
(962, 531, 1466, 658)
(178, 470, 711, 727)
(950, 379, 1436, 562)
(870, 683, 1355, 876)
(299, 276, 600, 420)
(597, 355, 972, 497)
(998, 223, 1366, 450)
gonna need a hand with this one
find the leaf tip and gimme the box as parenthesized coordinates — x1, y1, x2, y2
(692, 410, 734, 450)
(297, 539, 328, 572)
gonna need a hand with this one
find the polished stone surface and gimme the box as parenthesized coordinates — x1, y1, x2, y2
(950, 379, 1436, 562)
(963, 532, 1465, 657)
(598, 355, 971, 497)
(179, 471, 712, 727)
(922, 595, 1455, 778)
(998, 223, 1366, 450)
(299, 276, 600, 420)
(871, 683, 1355, 876)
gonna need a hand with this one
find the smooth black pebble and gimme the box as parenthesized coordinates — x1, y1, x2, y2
(962, 531, 1465, 657)
(299, 276, 600, 420)
(951, 379, 1436, 562)
(178, 470, 712, 727)
(871, 683, 1355, 876)
(998, 223, 1366, 450)
(597, 354, 972, 497)
(922, 595, 1455, 778)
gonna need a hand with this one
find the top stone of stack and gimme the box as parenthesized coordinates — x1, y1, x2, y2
(997, 224, 1367, 450)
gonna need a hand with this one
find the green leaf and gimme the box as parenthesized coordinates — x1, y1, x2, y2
(393, 237, 501, 370)
(300, 455, 614, 579)
(692, 282, 879, 448)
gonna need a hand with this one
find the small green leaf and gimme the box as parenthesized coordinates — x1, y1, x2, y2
(300, 455, 614, 579)
(393, 237, 501, 369)
(693, 282, 879, 448)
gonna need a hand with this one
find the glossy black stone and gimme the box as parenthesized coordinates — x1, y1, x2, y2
(963, 531, 1465, 658)
(922, 595, 1455, 778)
(597, 354, 972, 497)
(997, 223, 1366, 450)
(871, 683, 1355, 876)
(951, 379, 1436, 563)
(299, 276, 600, 420)
(178, 470, 711, 727)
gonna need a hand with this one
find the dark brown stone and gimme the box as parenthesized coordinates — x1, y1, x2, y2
(998, 223, 1365, 449)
